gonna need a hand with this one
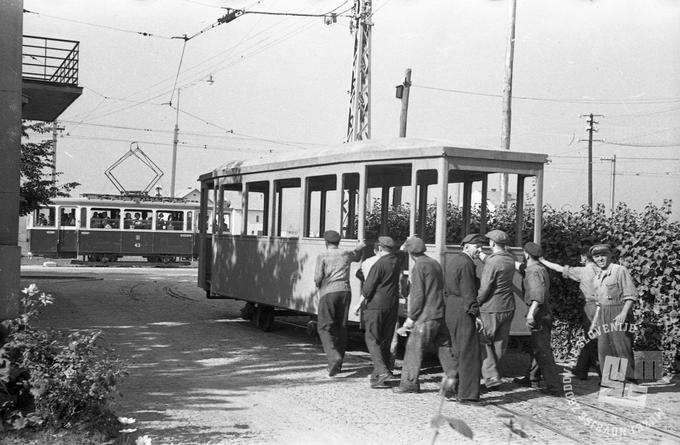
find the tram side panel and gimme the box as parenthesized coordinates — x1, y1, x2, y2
(58, 229, 78, 257)
(78, 230, 123, 257)
(152, 232, 194, 258)
(121, 231, 154, 256)
(29, 228, 58, 256)
(211, 236, 363, 321)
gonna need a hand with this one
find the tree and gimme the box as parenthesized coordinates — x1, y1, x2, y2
(20, 121, 79, 216)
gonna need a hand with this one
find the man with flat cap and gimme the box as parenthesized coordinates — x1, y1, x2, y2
(443, 233, 486, 401)
(517, 241, 562, 395)
(477, 229, 516, 389)
(590, 243, 637, 380)
(314, 230, 364, 377)
(393, 235, 457, 394)
(361, 235, 402, 388)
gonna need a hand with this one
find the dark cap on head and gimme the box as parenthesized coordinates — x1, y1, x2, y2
(523, 241, 543, 258)
(485, 229, 510, 245)
(461, 233, 486, 246)
(323, 230, 341, 244)
(378, 236, 395, 249)
(403, 236, 426, 254)
(590, 244, 612, 256)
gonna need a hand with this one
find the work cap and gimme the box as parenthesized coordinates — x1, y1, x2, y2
(523, 242, 543, 258)
(403, 236, 426, 254)
(485, 229, 510, 245)
(590, 244, 612, 256)
(460, 233, 486, 246)
(378, 236, 395, 249)
(323, 230, 341, 243)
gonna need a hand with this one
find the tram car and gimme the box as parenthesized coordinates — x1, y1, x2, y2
(28, 194, 203, 263)
(197, 138, 548, 334)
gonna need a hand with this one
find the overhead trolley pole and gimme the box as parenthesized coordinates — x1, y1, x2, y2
(346, 0, 372, 142)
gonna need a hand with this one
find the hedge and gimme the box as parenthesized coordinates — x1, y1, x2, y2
(367, 198, 680, 373)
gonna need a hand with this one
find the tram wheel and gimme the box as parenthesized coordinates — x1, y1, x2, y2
(240, 302, 256, 321)
(255, 305, 275, 332)
(306, 319, 319, 343)
(161, 256, 172, 264)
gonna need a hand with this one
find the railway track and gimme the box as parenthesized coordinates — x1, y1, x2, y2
(69, 259, 193, 268)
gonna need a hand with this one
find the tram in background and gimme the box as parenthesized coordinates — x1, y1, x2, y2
(197, 138, 548, 333)
(28, 194, 202, 263)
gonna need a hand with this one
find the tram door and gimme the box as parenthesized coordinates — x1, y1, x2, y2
(31, 207, 58, 256)
(198, 182, 213, 292)
(57, 206, 78, 257)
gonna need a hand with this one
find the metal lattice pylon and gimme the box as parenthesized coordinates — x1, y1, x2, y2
(346, 0, 372, 142)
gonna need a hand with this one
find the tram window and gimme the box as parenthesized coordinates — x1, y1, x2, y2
(123, 209, 152, 230)
(186, 211, 193, 231)
(218, 187, 240, 234)
(445, 171, 486, 244)
(198, 210, 213, 234)
(364, 164, 412, 242)
(415, 170, 437, 243)
(341, 173, 359, 239)
(156, 210, 184, 231)
(305, 175, 337, 238)
(89, 208, 120, 229)
(34, 207, 55, 227)
(59, 207, 76, 227)
(246, 181, 268, 236)
(274, 178, 301, 237)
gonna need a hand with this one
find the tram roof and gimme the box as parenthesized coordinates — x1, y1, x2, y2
(201, 138, 548, 180)
(43, 194, 200, 209)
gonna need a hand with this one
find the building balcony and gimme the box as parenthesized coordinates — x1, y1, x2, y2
(22, 35, 83, 122)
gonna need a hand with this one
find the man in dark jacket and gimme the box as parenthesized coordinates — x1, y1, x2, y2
(393, 236, 457, 394)
(444, 233, 486, 401)
(362, 236, 401, 388)
(477, 229, 516, 389)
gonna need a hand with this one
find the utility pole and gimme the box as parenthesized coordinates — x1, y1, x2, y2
(601, 154, 617, 215)
(52, 121, 65, 184)
(499, 0, 517, 205)
(392, 68, 411, 206)
(579, 113, 604, 209)
(346, 0, 372, 142)
(396, 68, 412, 138)
(170, 88, 180, 198)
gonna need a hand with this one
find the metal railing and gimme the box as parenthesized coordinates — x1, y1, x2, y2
(22, 35, 79, 85)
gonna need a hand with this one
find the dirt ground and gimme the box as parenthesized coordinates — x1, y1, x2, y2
(18, 265, 680, 445)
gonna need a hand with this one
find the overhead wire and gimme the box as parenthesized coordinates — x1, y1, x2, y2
(412, 84, 680, 105)
(23, 8, 175, 39)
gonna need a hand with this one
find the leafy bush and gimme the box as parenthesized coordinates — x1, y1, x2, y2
(0, 284, 128, 433)
(366, 196, 680, 372)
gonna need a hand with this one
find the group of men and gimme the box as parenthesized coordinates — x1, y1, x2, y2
(313, 228, 638, 402)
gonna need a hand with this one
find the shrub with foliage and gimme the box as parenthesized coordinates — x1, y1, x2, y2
(0, 284, 128, 433)
(365, 196, 680, 372)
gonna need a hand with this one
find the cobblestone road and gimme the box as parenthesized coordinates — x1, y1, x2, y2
(20, 265, 680, 445)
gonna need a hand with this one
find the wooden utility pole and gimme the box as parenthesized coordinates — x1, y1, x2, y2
(601, 154, 617, 215)
(580, 113, 603, 209)
(500, 0, 517, 205)
(397, 68, 412, 137)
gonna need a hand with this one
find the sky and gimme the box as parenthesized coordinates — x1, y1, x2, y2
(22, 0, 680, 218)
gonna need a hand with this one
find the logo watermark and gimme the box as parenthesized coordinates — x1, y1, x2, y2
(561, 321, 666, 437)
